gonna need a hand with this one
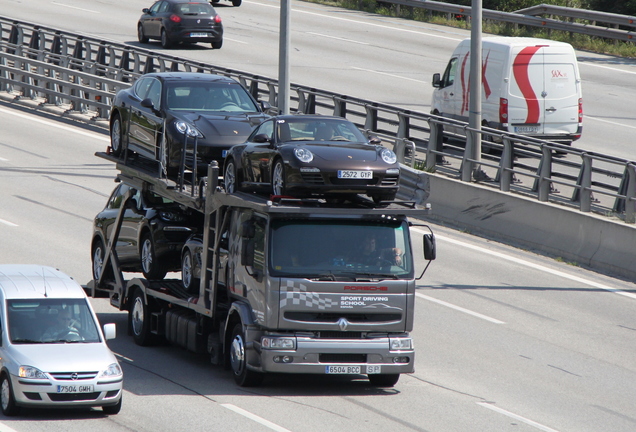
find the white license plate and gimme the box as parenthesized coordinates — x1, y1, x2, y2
(57, 385, 94, 393)
(326, 365, 361, 374)
(514, 126, 540, 134)
(337, 170, 372, 179)
(190, 32, 209, 37)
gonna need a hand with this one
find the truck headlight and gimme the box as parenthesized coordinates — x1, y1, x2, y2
(19, 366, 47, 379)
(389, 338, 413, 350)
(261, 336, 296, 350)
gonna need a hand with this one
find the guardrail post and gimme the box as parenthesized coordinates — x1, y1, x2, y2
(364, 103, 378, 132)
(8, 23, 23, 56)
(497, 136, 514, 192)
(397, 111, 410, 139)
(27, 27, 41, 60)
(626, 163, 636, 223)
(71, 37, 84, 71)
(461, 128, 474, 182)
(575, 153, 592, 212)
(50, 32, 62, 66)
(426, 119, 443, 170)
(333, 96, 346, 117)
(537, 144, 552, 202)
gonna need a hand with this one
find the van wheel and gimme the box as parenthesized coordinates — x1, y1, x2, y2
(0, 374, 20, 416)
(229, 323, 263, 387)
(102, 395, 122, 415)
(130, 289, 155, 346)
(368, 373, 400, 387)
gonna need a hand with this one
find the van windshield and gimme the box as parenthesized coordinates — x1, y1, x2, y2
(269, 219, 413, 279)
(7, 299, 101, 344)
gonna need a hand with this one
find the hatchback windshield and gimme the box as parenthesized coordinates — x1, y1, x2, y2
(8, 299, 101, 344)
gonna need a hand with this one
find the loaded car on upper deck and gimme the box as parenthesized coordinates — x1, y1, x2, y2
(109, 72, 273, 177)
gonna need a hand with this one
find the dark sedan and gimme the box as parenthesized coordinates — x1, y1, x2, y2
(91, 183, 204, 281)
(138, 0, 223, 49)
(224, 115, 400, 203)
(109, 72, 272, 176)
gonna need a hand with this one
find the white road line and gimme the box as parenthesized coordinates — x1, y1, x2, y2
(0, 219, 19, 227)
(412, 228, 636, 300)
(0, 107, 109, 141)
(306, 32, 369, 45)
(581, 62, 636, 75)
(351, 66, 426, 83)
(0, 157, 7, 161)
(416, 292, 505, 324)
(585, 114, 636, 130)
(0, 421, 19, 432)
(51, 2, 100, 13)
(221, 404, 293, 432)
(477, 402, 560, 432)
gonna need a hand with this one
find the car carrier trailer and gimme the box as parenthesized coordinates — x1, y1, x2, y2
(88, 152, 436, 387)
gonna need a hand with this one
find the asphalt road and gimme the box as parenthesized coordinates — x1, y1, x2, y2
(1, 102, 636, 431)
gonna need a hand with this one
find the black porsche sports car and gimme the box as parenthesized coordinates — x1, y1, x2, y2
(108, 72, 272, 176)
(223, 115, 400, 202)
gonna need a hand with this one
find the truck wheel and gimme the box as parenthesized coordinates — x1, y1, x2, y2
(181, 248, 199, 293)
(102, 395, 122, 415)
(110, 114, 123, 157)
(229, 323, 263, 387)
(140, 233, 167, 280)
(130, 289, 155, 346)
(368, 373, 400, 387)
(0, 374, 20, 416)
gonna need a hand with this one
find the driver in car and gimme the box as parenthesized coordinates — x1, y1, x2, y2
(352, 236, 402, 267)
(41, 309, 81, 342)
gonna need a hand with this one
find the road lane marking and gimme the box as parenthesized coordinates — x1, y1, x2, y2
(412, 228, 636, 301)
(416, 292, 505, 324)
(51, 2, 100, 13)
(0, 219, 18, 227)
(221, 404, 292, 432)
(351, 66, 426, 83)
(306, 32, 369, 45)
(477, 402, 560, 432)
(0, 107, 109, 141)
(585, 114, 636, 129)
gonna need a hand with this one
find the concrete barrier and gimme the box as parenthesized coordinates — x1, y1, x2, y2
(408, 171, 636, 282)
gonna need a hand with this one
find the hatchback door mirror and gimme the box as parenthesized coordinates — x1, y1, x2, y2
(103, 323, 116, 340)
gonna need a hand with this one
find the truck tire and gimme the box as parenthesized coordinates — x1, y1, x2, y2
(229, 323, 263, 387)
(368, 373, 400, 387)
(130, 289, 155, 346)
(0, 374, 19, 416)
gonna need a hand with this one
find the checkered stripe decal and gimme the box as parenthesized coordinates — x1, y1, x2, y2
(280, 279, 338, 310)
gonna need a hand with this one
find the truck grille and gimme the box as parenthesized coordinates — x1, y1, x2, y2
(319, 353, 367, 363)
(284, 312, 402, 323)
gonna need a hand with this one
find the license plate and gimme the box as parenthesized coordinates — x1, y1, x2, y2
(326, 365, 361, 374)
(190, 32, 209, 37)
(222, 150, 228, 157)
(337, 170, 372, 179)
(514, 126, 540, 134)
(57, 384, 94, 393)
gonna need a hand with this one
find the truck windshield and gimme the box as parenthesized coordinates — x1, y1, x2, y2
(270, 219, 413, 278)
(7, 298, 101, 344)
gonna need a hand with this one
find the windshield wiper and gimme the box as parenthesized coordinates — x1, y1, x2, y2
(11, 339, 44, 344)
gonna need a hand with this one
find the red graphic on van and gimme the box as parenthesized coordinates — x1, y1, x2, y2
(513, 46, 541, 124)
(460, 51, 492, 115)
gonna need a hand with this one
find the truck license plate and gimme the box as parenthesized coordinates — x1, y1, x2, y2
(514, 126, 539, 134)
(326, 365, 361, 374)
(57, 385, 94, 393)
(337, 170, 372, 179)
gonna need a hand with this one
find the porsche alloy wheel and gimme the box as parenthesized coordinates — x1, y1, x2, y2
(110, 114, 123, 157)
(224, 159, 237, 193)
(271, 160, 286, 196)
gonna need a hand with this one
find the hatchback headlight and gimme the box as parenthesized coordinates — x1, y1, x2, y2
(19, 366, 47, 379)
(294, 147, 314, 163)
(101, 363, 123, 378)
(380, 148, 397, 164)
(174, 120, 204, 138)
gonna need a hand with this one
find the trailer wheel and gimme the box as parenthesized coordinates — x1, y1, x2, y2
(130, 289, 155, 346)
(0, 374, 19, 416)
(368, 373, 400, 387)
(229, 323, 263, 387)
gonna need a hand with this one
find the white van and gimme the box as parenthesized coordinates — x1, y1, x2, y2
(431, 37, 583, 144)
(0, 265, 123, 416)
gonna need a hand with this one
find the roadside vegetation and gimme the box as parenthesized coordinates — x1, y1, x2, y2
(302, 0, 636, 58)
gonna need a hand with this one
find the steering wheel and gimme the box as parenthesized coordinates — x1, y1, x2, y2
(220, 102, 239, 109)
(331, 136, 349, 141)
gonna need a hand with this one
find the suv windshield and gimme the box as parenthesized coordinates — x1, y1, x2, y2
(8, 299, 101, 344)
(270, 219, 413, 279)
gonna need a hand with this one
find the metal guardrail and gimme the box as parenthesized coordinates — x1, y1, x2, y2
(384, 0, 636, 42)
(1, 16, 635, 223)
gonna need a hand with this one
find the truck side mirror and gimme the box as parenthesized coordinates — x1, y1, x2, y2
(241, 220, 255, 238)
(432, 73, 441, 88)
(423, 233, 436, 261)
(241, 238, 255, 267)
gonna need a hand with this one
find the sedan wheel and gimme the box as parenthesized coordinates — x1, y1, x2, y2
(271, 160, 286, 196)
(137, 24, 148, 44)
(161, 29, 172, 49)
(110, 114, 123, 157)
(140, 233, 167, 280)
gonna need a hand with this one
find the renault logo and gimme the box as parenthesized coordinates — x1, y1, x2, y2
(337, 317, 349, 331)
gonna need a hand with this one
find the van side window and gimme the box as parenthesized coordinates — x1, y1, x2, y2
(441, 57, 458, 88)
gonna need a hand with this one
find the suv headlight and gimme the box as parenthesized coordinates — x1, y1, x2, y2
(380, 148, 397, 164)
(159, 210, 186, 222)
(175, 120, 204, 138)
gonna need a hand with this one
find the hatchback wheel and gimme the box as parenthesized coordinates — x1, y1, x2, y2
(137, 24, 148, 44)
(92, 238, 114, 282)
(140, 233, 167, 280)
(212, 39, 223, 49)
(232, 0, 242, 5)
(161, 29, 172, 48)
(0, 374, 19, 416)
